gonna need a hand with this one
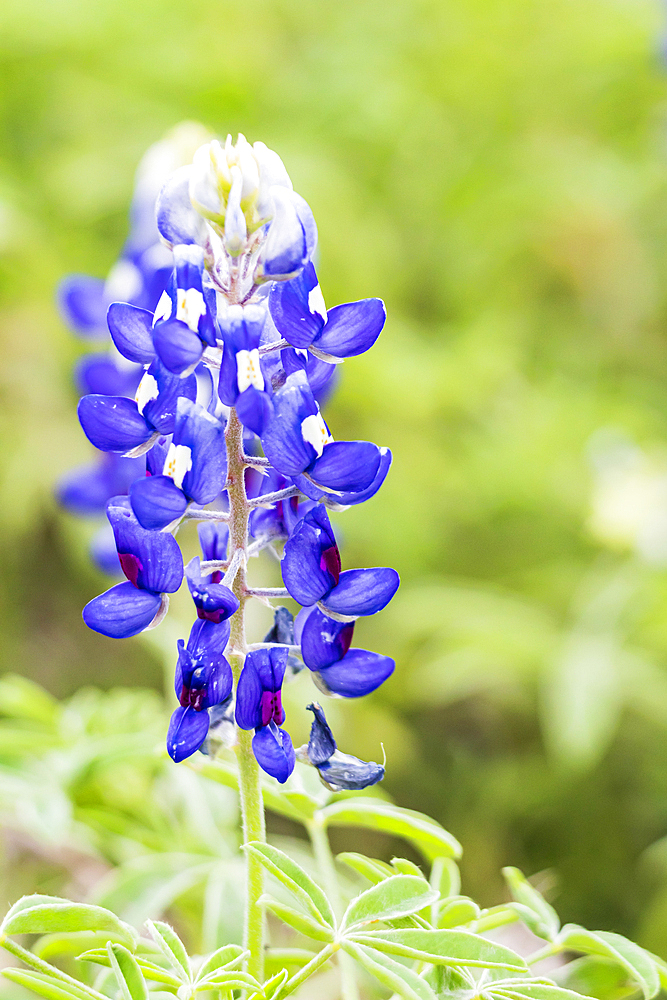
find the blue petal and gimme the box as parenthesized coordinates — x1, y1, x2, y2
(186, 557, 240, 623)
(263, 607, 295, 645)
(261, 374, 320, 476)
(236, 386, 272, 437)
(235, 659, 263, 730)
(322, 567, 400, 617)
(58, 275, 108, 339)
(311, 298, 386, 358)
(78, 395, 152, 453)
(186, 616, 232, 664)
(268, 262, 325, 348)
(75, 354, 141, 397)
(294, 447, 392, 507)
(153, 317, 204, 375)
(281, 508, 340, 607)
(260, 188, 307, 279)
(198, 521, 229, 566)
(107, 302, 156, 364)
(89, 524, 122, 576)
(300, 607, 354, 669)
(305, 702, 336, 765)
(57, 454, 144, 516)
(107, 496, 184, 593)
(282, 348, 336, 399)
(308, 441, 381, 493)
(156, 166, 207, 246)
(130, 475, 188, 529)
(173, 398, 227, 504)
(167, 705, 210, 763)
(83, 581, 162, 638)
(316, 649, 395, 697)
(318, 754, 384, 790)
(252, 723, 295, 783)
(141, 361, 197, 434)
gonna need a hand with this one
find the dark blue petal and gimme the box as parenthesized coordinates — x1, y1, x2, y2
(268, 262, 325, 348)
(300, 607, 354, 670)
(156, 166, 207, 246)
(153, 317, 204, 375)
(176, 626, 233, 711)
(78, 395, 152, 453)
(89, 524, 122, 576)
(305, 703, 336, 765)
(311, 298, 386, 358)
(236, 386, 272, 437)
(252, 723, 295, 783)
(107, 302, 156, 364)
(198, 521, 229, 567)
(130, 475, 188, 530)
(316, 649, 395, 698)
(75, 354, 141, 397)
(141, 361, 197, 435)
(322, 567, 400, 617)
(263, 607, 295, 645)
(281, 509, 340, 607)
(58, 453, 144, 516)
(261, 374, 319, 476)
(282, 348, 336, 399)
(294, 447, 392, 507)
(107, 496, 184, 593)
(318, 754, 385, 790)
(235, 659, 263, 730)
(83, 581, 162, 638)
(146, 435, 172, 477)
(308, 442, 381, 493)
(58, 275, 107, 339)
(186, 557, 239, 623)
(186, 616, 232, 664)
(167, 705, 210, 763)
(173, 399, 227, 504)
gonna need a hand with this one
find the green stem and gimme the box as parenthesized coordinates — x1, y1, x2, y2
(226, 408, 266, 984)
(0, 935, 109, 1000)
(281, 943, 337, 998)
(527, 942, 562, 965)
(308, 817, 359, 1000)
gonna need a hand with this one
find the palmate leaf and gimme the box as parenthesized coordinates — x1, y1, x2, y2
(34, 931, 131, 961)
(107, 943, 148, 1000)
(502, 869, 560, 941)
(195, 944, 247, 980)
(350, 928, 527, 970)
(320, 799, 461, 861)
(437, 897, 480, 928)
(557, 926, 660, 1000)
(557, 955, 641, 1000)
(260, 895, 335, 942)
(342, 940, 437, 1000)
(342, 875, 438, 930)
(430, 858, 461, 900)
(145, 921, 191, 982)
(194, 971, 263, 994)
(2, 969, 95, 1000)
(77, 948, 183, 988)
(1, 896, 135, 949)
(338, 852, 395, 885)
(245, 842, 335, 927)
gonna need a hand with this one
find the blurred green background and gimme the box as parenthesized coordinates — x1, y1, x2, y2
(4, 0, 667, 959)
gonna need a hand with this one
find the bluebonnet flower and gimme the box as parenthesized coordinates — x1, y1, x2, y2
(83, 498, 183, 638)
(167, 617, 233, 762)
(186, 558, 239, 623)
(217, 304, 272, 435)
(297, 703, 384, 790)
(197, 521, 229, 582)
(235, 648, 295, 783)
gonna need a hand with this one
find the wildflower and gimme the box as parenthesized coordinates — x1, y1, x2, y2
(298, 703, 384, 790)
(235, 648, 295, 783)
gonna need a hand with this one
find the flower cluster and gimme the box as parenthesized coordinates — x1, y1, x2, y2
(62, 129, 397, 788)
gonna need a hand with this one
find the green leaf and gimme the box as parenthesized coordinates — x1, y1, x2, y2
(145, 921, 191, 982)
(430, 858, 461, 900)
(559, 955, 642, 1000)
(245, 842, 335, 927)
(1, 896, 135, 948)
(437, 898, 481, 928)
(320, 800, 461, 861)
(342, 875, 438, 930)
(337, 853, 395, 885)
(352, 928, 527, 970)
(34, 932, 129, 961)
(260, 896, 335, 942)
(392, 859, 424, 878)
(77, 949, 182, 988)
(195, 972, 263, 994)
(342, 940, 437, 1000)
(557, 926, 660, 1000)
(107, 943, 148, 1000)
(2, 969, 93, 1000)
(195, 945, 247, 981)
(491, 985, 597, 1000)
(264, 950, 319, 977)
(260, 968, 288, 1000)
(502, 869, 560, 941)
(423, 964, 473, 994)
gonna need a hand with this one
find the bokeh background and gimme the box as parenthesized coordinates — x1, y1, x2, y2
(4, 0, 667, 961)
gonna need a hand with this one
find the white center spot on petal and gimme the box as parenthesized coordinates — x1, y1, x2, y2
(236, 348, 264, 392)
(308, 284, 327, 324)
(163, 443, 193, 490)
(153, 290, 172, 326)
(176, 287, 206, 332)
(301, 412, 333, 458)
(135, 373, 159, 414)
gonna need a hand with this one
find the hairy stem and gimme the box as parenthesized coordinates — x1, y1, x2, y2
(226, 407, 266, 984)
(281, 943, 337, 998)
(308, 818, 360, 1000)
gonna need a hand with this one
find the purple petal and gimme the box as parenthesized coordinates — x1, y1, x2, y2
(198, 522, 229, 569)
(316, 649, 395, 698)
(83, 581, 162, 638)
(153, 317, 204, 375)
(58, 275, 107, 339)
(300, 607, 354, 670)
(308, 441, 381, 493)
(167, 705, 210, 763)
(186, 557, 240, 623)
(322, 567, 400, 617)
(318, 754, 385, 791)
(252, 723, 295, 783)
(235, 660, 263, 730)
(78, 395, 152, 453)
(311, 298, 386, 358)
(107, 302, 156, 364)
(107, 496, 184, 593)
(186, 616, 232, 664)
(130, 475, 188, 530)
(281, 508, 340, 607)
